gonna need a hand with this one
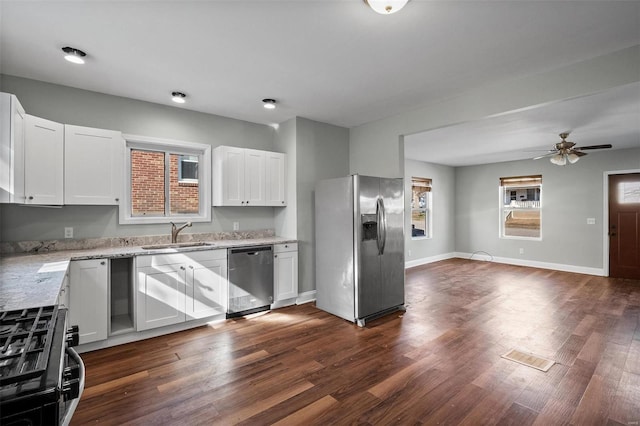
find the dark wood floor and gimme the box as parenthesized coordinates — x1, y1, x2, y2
(72, 259, 640, 425)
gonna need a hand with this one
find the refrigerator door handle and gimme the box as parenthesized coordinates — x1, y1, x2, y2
(376, 197, 387, 255)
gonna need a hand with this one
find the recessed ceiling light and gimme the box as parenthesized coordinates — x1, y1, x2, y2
(262, 99, 276, 109)
(171, 91, 186, 104)
(62, 46, 86, 64)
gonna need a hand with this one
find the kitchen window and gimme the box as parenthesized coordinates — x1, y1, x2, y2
(499, 175, 542, 239)
(120, 135, 211, 224)
(411, 177, 432, 239)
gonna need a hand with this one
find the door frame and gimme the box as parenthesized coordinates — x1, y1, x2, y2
(603, 168, 640, 277)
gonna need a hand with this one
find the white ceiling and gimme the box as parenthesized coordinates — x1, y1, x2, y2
(405, 82, 640, 166)
(0, 0, 638, 131)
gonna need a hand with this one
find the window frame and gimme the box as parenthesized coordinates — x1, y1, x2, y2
(119, 134, 211, 225)
(499, 175, 542, 241)
(411, 177, 432, 240)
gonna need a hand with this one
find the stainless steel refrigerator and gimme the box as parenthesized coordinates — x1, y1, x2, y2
(315, 175, 405, 326)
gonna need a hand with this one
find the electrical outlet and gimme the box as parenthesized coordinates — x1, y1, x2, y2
(519, 248, 524, 255)
(408, 250, 412, 256)
(587, 218, 596, 225)
(233, 222, 239, 231)
(64, 227, 73, 239)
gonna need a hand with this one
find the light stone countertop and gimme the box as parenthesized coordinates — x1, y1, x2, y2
(0, 237, 296, 311)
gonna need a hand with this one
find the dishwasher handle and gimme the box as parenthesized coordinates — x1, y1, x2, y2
(228, 246, 272, 255)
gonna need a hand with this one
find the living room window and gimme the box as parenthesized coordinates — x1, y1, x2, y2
(500, 175, 542, 239)
(411, 177, 432, 239)
(120, 135, 211, 224)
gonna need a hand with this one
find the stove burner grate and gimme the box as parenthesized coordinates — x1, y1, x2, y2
(0, 306, 58, 386)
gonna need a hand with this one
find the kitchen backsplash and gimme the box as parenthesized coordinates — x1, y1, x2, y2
(0, 229, 276, 255)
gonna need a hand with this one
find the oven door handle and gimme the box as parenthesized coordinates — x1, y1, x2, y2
(61, 346, 85, 426)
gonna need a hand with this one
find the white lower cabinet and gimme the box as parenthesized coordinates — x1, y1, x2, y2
(69, 259, 109, 344)
(274, 243, 298, 301)
(136, 250, 227, 331)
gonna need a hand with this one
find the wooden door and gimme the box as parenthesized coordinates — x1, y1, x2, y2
(609, 173, 640, 279)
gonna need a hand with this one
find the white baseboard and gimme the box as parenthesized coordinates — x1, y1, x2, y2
(296, 290, 316, 305)
(271, 299, 296, 309)
(453, 252, 605, 276)
(405, 252, 457, 269)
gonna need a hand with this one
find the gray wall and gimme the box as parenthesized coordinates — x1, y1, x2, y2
(455, 148, 640, 269)
(405, 160, 456, 262)
(274, 117, 297, 239)
(0, 75, 277, 241)
(295, 117, 350, 293)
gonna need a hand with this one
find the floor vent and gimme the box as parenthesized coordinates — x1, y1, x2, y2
(501, 349, 554, 372)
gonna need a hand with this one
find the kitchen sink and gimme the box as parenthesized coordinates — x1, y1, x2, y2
(140, 242, 215, 250)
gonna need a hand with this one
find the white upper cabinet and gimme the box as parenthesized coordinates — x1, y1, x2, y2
(64, 125, 124, 205)
(265, 151, 286, 206)
(213, 146, 285, 207)
(244, 149, 266, 206)
(24, 115, 64, 205)
(0, 93, 26, 203)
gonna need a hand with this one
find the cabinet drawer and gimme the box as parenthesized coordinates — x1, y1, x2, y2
(274, 243, 297, 253)
(136, 249, 226, 267)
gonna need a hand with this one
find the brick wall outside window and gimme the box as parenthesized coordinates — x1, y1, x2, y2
(169, 154, 199, 214)
(131, 150, 199, 216)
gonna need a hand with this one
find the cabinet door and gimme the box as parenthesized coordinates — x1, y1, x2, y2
(0, 93, 26, 203)
(24, 115, 64, 205)
(64, 125, 124, 205)
(274, 249, 298, 301)
(215, 146, 244, 206)
(136, 262, 187, 331)
(265, 152, 286, 206)
(244, 149, 266, 206)
(69, 259, 109, 344)
(186, 258, 227, 319)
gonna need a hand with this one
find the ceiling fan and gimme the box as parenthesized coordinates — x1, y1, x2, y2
(533, 132, 612, 166)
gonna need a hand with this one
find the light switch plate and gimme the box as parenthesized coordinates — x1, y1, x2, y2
(587, 218, 596, 225)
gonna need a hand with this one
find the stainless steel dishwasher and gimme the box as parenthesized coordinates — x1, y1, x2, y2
(227, 245, 274, 318)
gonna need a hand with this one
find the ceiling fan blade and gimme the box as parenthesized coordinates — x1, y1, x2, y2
(533, 153, 556, 160)
(575, 144, 613, 150)
(574, 151, 588, 157)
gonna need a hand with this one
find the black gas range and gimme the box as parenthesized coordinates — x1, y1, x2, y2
(0, 305, 83, 426)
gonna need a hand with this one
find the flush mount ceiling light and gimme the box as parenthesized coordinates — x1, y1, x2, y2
(262, 99, 276, 110)
(61, 46, 86, 64)
(171, 91, 186, 104)
(364, 0, 409, 14)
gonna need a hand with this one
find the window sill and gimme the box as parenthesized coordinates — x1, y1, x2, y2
(119, 212, 211, 225)
(499, 235, 542, 242)
(411, 236, 431, 241)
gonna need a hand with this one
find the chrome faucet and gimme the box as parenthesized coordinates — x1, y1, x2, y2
(170, 222, 192, 243)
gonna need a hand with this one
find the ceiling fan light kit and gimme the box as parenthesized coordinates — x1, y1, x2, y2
(533, 132, 613, 166)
